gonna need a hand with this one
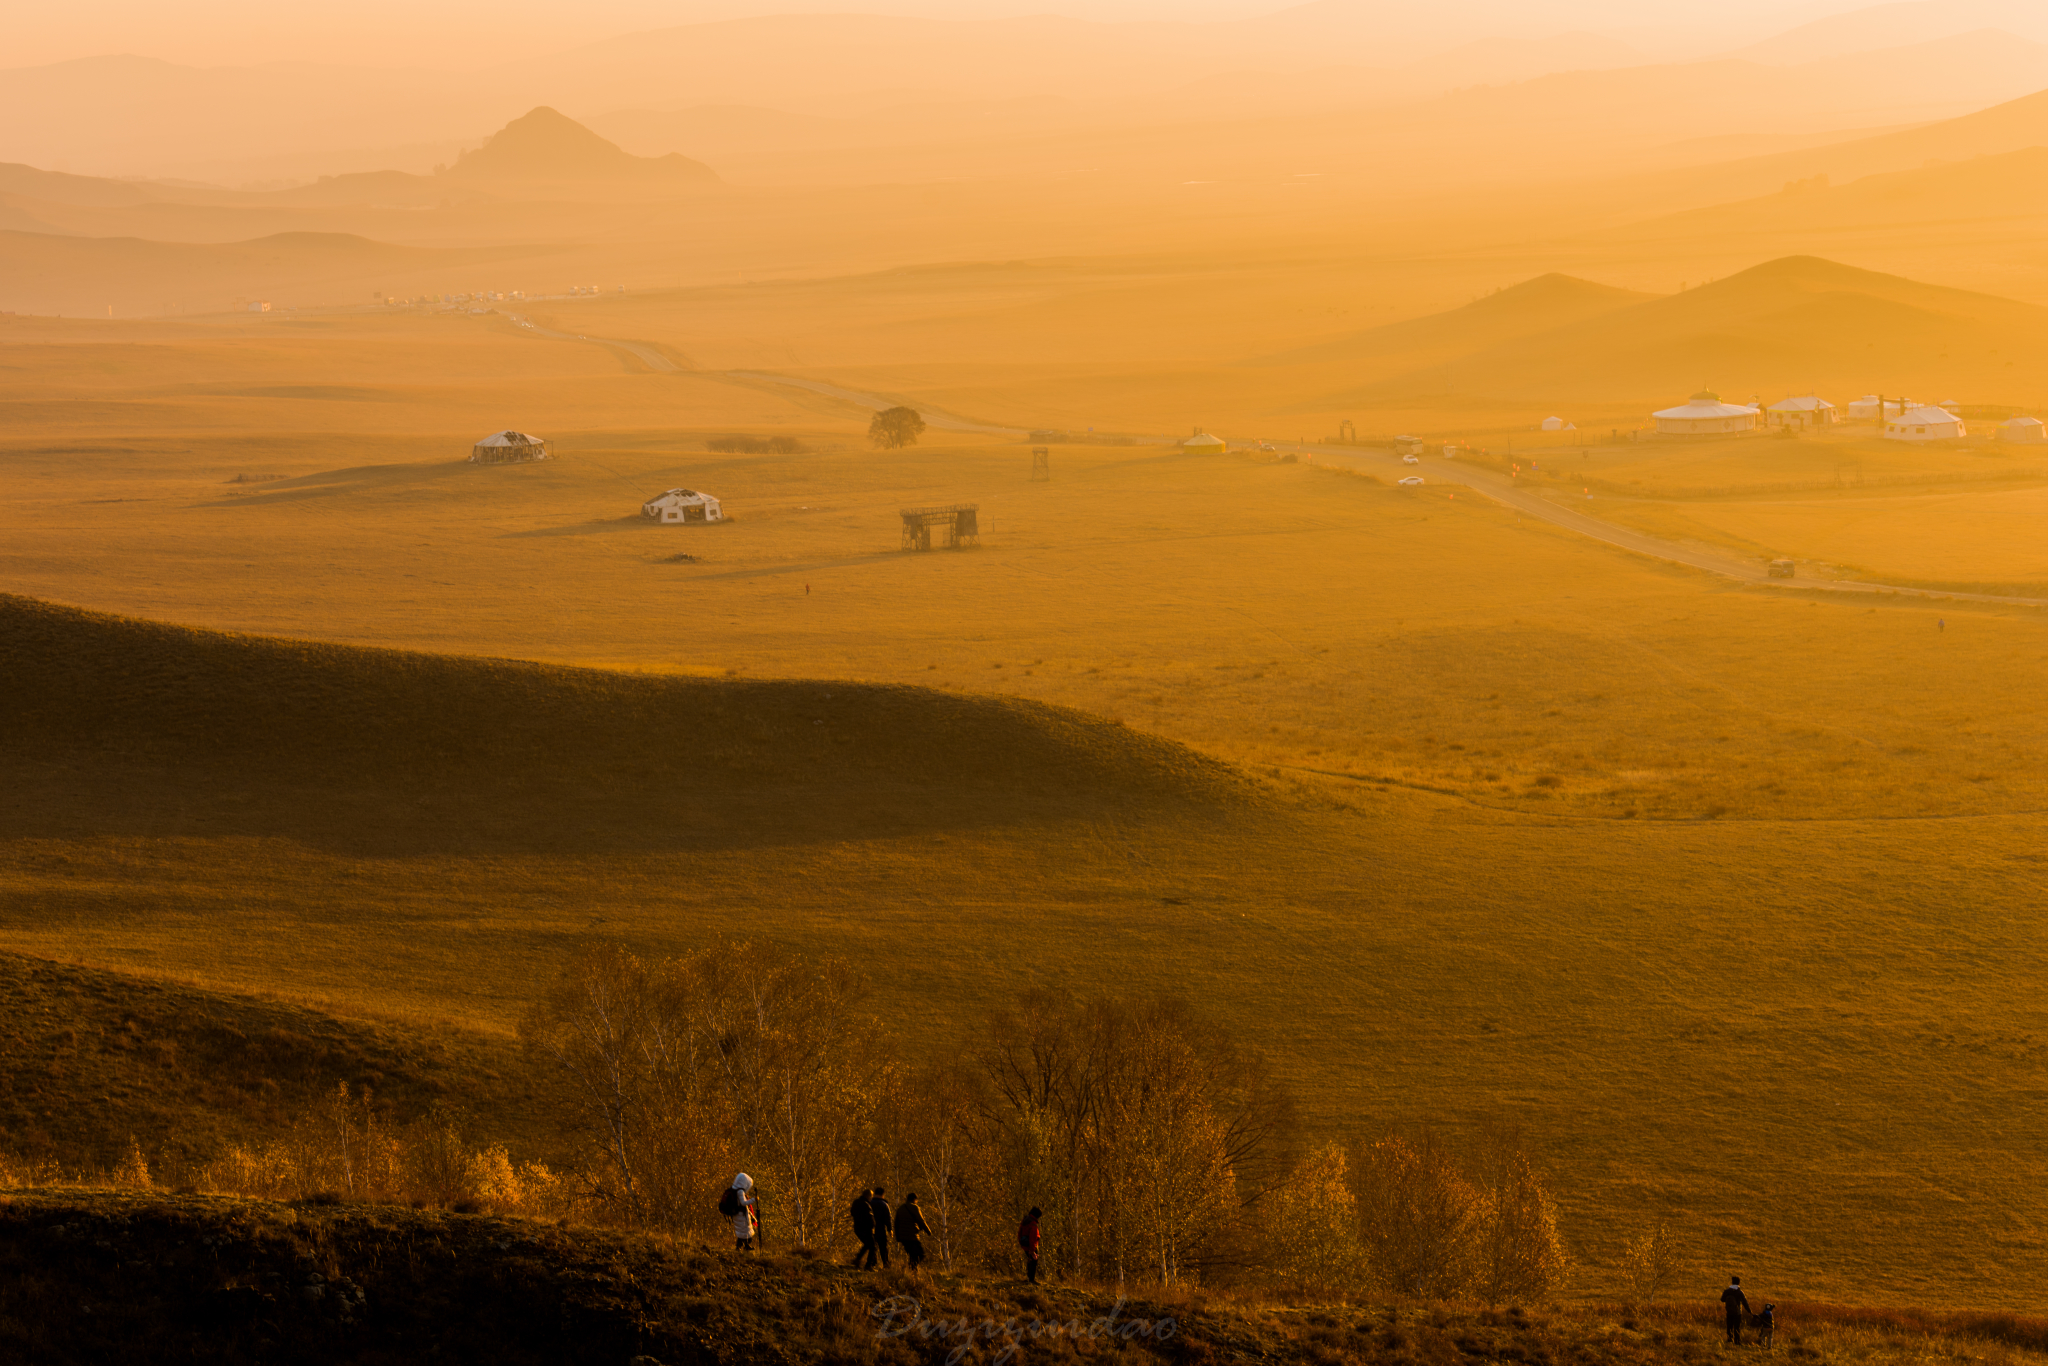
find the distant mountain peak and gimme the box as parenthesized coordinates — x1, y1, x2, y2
(448, 106, 717, 184)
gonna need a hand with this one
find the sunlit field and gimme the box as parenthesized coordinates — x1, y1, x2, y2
(9, 305, 2048, 1312)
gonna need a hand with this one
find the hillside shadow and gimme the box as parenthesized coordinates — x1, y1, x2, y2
(0, 593, 1253, 859)
(201, 460, 480, 508)
(499, 515, 665, 538)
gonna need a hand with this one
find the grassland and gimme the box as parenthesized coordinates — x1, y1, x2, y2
(9, 304, 2048, 1313)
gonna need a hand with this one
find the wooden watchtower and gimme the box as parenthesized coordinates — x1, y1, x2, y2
(1030, 447, 1050, 481)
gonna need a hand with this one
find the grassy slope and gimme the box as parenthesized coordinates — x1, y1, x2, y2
(0, 951, 547, 1175)
(8, 320, 2048, 1309)
(5, 1191, 2048, 1366)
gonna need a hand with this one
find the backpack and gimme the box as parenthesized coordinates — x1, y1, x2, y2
(719, 1186, 742, 1218)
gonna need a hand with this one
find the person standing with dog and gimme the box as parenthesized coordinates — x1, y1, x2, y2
(1721, 1276, 1753, 1345)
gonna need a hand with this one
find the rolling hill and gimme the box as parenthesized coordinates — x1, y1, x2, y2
(1331, 255, 2048, 405)
(1250, 273, 1658, 368)
(0, 593, 1249, 858)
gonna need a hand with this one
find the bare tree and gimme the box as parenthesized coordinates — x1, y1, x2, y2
(1620, 1222, 1684, 1306)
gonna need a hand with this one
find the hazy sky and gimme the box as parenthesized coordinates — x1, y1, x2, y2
(14, 0, 1895, 70)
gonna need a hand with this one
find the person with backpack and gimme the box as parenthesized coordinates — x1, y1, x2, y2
(895, 1192, 931, 1271)
(868, 1187, 894, 1270)
(723, 1174, 758, 1252)
(852, 1187, 877, 1267)
(1018, 1207, 1041, 1284)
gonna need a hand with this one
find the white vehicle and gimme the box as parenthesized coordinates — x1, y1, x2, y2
(1401, 453, 1420, 465)
(1397, 476, 1425, 486)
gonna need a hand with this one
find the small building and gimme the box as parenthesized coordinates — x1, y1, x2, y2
(2001, 416, 2046, 444)
(1653, 390, 1758, 436)
(643, 488, 724, 523)
(1539, 416, 1565, 431)
(248, 300, 271, 313)
(470, 429, 549, 464)
(1766, 395, 1838, 429)
(1883, 406, 1966, 442)
(1183, 432, 1227, 453)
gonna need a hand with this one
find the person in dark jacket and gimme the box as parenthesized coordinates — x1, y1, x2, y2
(852, 1188, 878, 1268)
(1721, 1276, 1753, 1345)
(868, 1188, 893, 1269)
(1019, 1207, 1042, 1284)
(896, 1193, 932, 1270)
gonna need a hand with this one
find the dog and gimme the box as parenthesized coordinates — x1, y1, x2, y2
(1749, 1305, 1775, 1350)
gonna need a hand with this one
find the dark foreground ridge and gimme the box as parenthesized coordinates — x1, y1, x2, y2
(0, 594, 1256, 853)
(8, 1192, 2048, 1366)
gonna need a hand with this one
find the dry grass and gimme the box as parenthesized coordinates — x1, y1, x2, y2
(8, 316, 2048, 1312)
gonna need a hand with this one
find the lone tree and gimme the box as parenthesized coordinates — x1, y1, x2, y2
(869, 406, 926, 449)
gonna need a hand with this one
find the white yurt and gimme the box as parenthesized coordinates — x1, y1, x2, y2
(642, 487, 725, 523)
(1183, 432, 1227, 453)
(1883, 406, 1966, 442)
(1540, 416, 1565, 432)
(1938, 399, 1962, 413)
(470, 429, 549, 464)
(1848, 396, 1914, 421)
(1766, 396, 1839, 428)
(1653, 390, 1759, 436)
(2001, 416, 2046, 444)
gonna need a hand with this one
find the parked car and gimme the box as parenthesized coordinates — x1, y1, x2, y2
(1402, 453, 1420, 464)
(1397, 476, 1425, 486)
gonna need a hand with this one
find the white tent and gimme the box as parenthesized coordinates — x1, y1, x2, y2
(470, 429, 549, 464)
(1883, 406, 1965, 442)
(1766, 396, 1838, 428)
(1183, 432, 1227, 453)
(2001, 416, 2046, 444)
(1653, 391, 1758, 436)
(1540, 416, 1565, 431)
(1938, 399, 1962, 412)
(643, 487, 725, 523)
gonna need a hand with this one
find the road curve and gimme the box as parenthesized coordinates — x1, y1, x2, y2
(1306, 444, 2048, 607)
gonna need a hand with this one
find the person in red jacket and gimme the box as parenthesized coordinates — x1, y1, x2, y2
(1018, 1207, 1042, 1284)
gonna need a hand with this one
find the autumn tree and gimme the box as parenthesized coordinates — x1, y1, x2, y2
(1349, 1131, 1487, 1298)
(869, 406, 926, 448)
(1473, 1129, 1571, 1305)
(1266, 1141, 1368, 1300)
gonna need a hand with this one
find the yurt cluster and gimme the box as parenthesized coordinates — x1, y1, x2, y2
(1641, 392, 2047, 444)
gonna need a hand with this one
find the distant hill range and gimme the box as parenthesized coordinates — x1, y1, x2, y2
(1304, 255, 2048, 407)
(0, 108, 717, 216)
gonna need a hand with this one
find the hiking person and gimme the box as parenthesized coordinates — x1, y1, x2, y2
(1018, 1207, 1042, 1284)
(851, 1187, 877, 1268)
(1722, 1276, 1753, 1345)
(895, 1192, 931, 1270)
(728, 1173, 759, 1252)
(868, 1187, 894, 1270)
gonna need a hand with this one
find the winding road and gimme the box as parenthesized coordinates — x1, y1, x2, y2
(519, 320, 2048, 610)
